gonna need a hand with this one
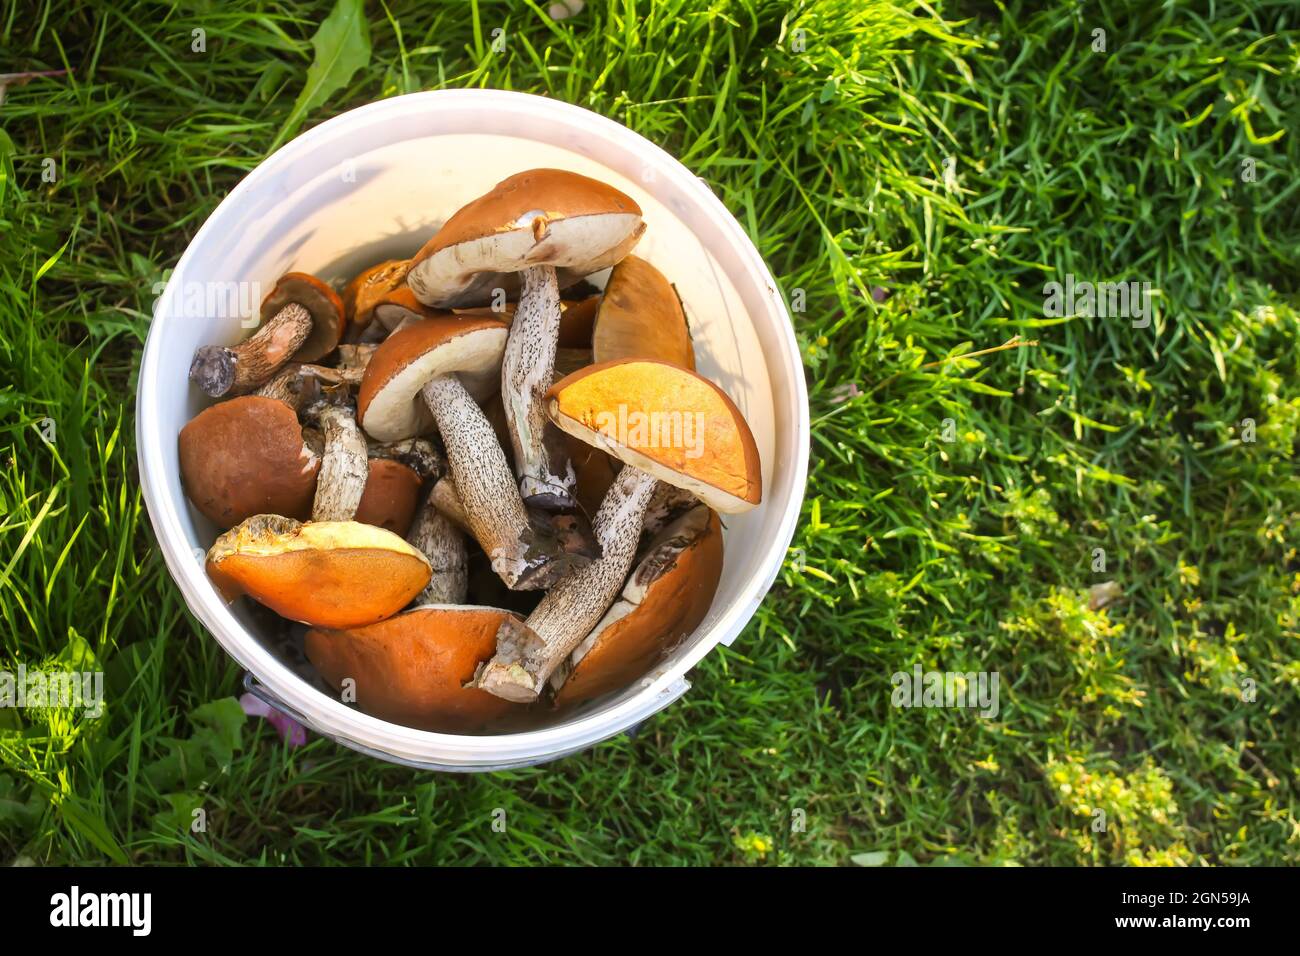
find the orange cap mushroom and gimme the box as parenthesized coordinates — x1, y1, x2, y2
(305, 605, 521, 732)
(206, 515, 430, 628)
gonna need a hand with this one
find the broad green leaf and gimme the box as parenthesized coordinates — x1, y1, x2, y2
(269, 0, 371, 152)
(58, 794, 129, 864)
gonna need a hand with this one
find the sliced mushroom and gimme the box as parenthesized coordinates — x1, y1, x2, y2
(357, 317, 584, 590)
(302, 396, 368, 522)
(473, 359, 762, 701)
(179, 396, 320, 528)
(305, 605, 521, 731)
(592, 255, 695, 369)
(342, 258, 408, 336)
(206, 515, 430, 628)
(189, 273, 345, 397)
(405, 169, 644, 510)
(406, 492, 468, 605)
(552, 504, 722, 708)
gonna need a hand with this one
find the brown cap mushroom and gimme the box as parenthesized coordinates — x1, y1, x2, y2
(179, 396, 320, 528)
(357, 316, 507, 440)
(305, 605, 520, 732)
(592, 255, 695, 369)
(406, 169, 645, 511)
(473, 360, 761, 702)
(206, 515, 430, 628)
(342, 258, 408, 334)
(189, 272, 345, 397)
(358, 317, 584, 591)
(353, 458, 421, 535)
(406, 169, 644, 309)
(552, 504, 722, 708)
(371, 287, 449, 335)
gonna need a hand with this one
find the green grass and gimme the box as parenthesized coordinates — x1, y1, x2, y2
(1, 0, 1298, 865)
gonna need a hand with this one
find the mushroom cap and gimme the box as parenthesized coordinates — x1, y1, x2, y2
(206, 515, 431, 628)
(353, 459, 422, 535)
(592, 256, 694, 369)
(558, 295, 601, 348)
(406, 169, 645, 308)
(357, 316, 509, 441)
(179, 396, 320, 528)
(342, 259, 408, 331)
(305, 605, 521, 731)
(554, 505, 722, 708)
(261, 272, 346, 362)
(372, 286, 450, 332)
(547, 359, 762, 513)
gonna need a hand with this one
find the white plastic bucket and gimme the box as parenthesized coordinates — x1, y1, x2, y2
(137, 89, 809, 770)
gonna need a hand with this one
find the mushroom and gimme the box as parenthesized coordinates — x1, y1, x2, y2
(552, 504, 723, 708)
(302, 395, 368, 522)
(342, 258, 408, 337)
(189, 272, 345, 398)
(358, 317, 587, 590)
(371, 287, 448, 336)
(405, 492, 468, 605)
(178, 396, 320, 528)
(304, 605, 520, 732)
(404, 169, 645, 510)
(206, 515, 430, 628)
(354, 459, 422, 535)
(591, 255, 695, 369)
(336, 343, 378, 372)
(353, 437, 444, 536)
(428, 476, 470, 532)
(473, 359, 762, 701)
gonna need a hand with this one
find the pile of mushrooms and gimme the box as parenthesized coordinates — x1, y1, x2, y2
(178, 169, 762, 733)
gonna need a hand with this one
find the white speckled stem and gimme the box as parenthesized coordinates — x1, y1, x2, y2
(308, 403, 368, 522)
(500, 264, 575, 509)
(474, 466, 660, 701)
(421, 375, 564, 590)
(407, 494, 468, 605)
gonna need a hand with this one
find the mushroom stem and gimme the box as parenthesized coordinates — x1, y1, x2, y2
(305, 400, 369, 522)
(407, 493, 468, 605)
(420, 375, 581, 590)
(336, 343, 378, 371)
(189, 302, 314, 397)
(473, 466, 660, 702)
(429, 477, 471, 532)
(500, 265, 576, 510)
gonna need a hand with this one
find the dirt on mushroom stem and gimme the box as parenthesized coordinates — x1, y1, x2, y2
(501, 264, 576, 510)
(472, 465, 661, 702)
(189, 301, 313, 397)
